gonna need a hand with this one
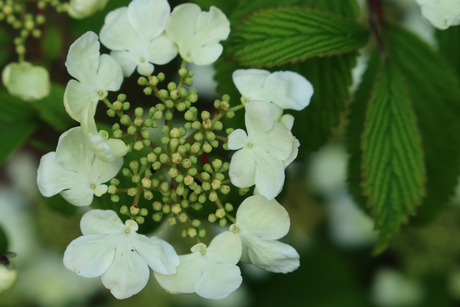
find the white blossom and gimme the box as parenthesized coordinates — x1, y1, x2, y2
(37, 127, 123, 207)
(166, 3, 230, 65)
(154, 231, 242, 300)
(64, 31, 123, 130)
(228, 100, 294, 200)
(68, 0, 109, 19)
(99, 0, 177, 77)
(415, 0, 460, 29)
(64, 210, 180, 299)
(233, 69, 314, 119)
(229, 195, 300, 273)
(2, 62, 50, 101)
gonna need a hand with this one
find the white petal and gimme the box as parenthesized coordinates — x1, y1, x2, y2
(60, 182, 98, 207)
(65, 31, 100, 84)
(68, 0, 109, 19)
(100, 8, 137, 51)
(110, 50, 139, 77)
(283, 137, 300, 168)
(254, 148, 285, 200)
(2, 62, 50, 101)
(232, 69, 270, 99)
(106, 139, 129, 159)
(229, 148, 256, 188)
(193, 6, 230, 47)
(37, 152, 88, 198)
(101, 240, 150, 299)
(280, 114, 295, 130)
(256, 122, 293, 160)
(240, 234, 300, 273)
(260, 71, 314, 110)
(63, 79, 99, 122)
(190, 44, 223, 65)
(91, 155, 123, 185)
(227, 129, 248, 150)
(166, 4, 201, 58)
(235, 195, 290, 240)
(245, 100, 275, 138)
(127, 0, 170, 40)
(133, 235, 180, 275)
(63, 235, 116, 278)
(94, 54, 123, 92)
(80, 209, 125, 235)
(154, 252, 204, 294)
(147, 33, 178, 65)
(55, 127, 92, 172)
(136, 62, 154, 76)
(206, 231, 242, 265)
(196, 261, 242, 300)
(87, 134, 116, 163)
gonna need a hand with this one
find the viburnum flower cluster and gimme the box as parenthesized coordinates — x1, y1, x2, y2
(35, 0, 313, 300)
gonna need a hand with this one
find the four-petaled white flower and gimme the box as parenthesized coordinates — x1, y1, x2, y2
(37, 127, 123, 207)
(415, 0, 460, 30)
(2, 62, 50, 101)
(233, 69, 314, 119)
(154, 231, 242, 300)
(166, 3, 230, 65)
(99, 0, 177, 77)
(64, 210, 180, 299)
(229, 195, 300, 273)
(228, 100, 294, 200)
(68, 0, 109, 19)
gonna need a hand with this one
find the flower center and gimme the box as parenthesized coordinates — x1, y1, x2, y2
(247, 143, 253, 148)
(139, 57, 145, 63)
(90, 183, 96, 189)
(229, 224, 240, 233)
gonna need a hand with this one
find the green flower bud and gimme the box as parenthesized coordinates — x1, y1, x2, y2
(181, 159, 191, 169)
(198, 193, 206, 203)
(162, 204, 171, 214)
(203, 142, 212, 153)
(209, 191, 218, 202)
(129, 161, 139, 171)
(213, 121, 223, 130)
(143, 87, 152, 95)
(138, 77, 147, 86)
(168, 217, 177, 226)
(194, 132, 203, 141)
(203, 118, 212, 129)
(189, 93, 198, 103)
(159, 153, 169, 163)
(222, 94, 230, 102)
(225, 203, 233, 212)
(111, 195, 120, 202)
(201, 111, 210, 120)
(219, 218, 227, 227)
(153, 147, 163, 155)
(192, 202, 203, 210)
(142, 177, 152, 188)
(161, 136, 170, 145)
(184, 110, 195, 121)
(117, 94, 127, 102)
(127, 126, 137, 135)
(157, 72, 165, 81)
(152, 161, 161, 171)
(159, 89, 169, 99)
(188, 168, 197, 176)
(130, 205, 140, 215)
(220, 185, 230, 194)
(179, 87, 187, 97)
(192, 219, 201, 227)
(153, 110, 163, 119)
(206, 131, 216, 141)
(178, 68, 187, 77)
(221, 100, 230, 110)
(122, 102, 130, 110)
(226, 111, 235, 118)
(143, 118, 153, 127)
(188, 228, 197, 238)
(165, 99, 174, 108)
(141, 129, 150, 139)
(167, 82, 177, 91)
(199, 229, 206, 237)
(120, 114, 131, 126)
(134, 141, 144, 151)
(108, 185, 117, 194)
(120, 205, 129, 215)
(213, 99, 221, 109)
(149, 76, 158, 86)
(144, 190, 153, 200)
(181, 230, 188, 237)
(170, 90, 180, 100)
(208, 214, 217, 223)
(128, 187, 139, 197)
(160, 181, 169, 192)
(211, 140, 219, 148)
(211, 179, 221, 190)
(165, 110, 173, 120)
(215, 173, 225, 181)
(132, 174, 141, 183)
(177, 145, 187, 155)
(191, 121, 201, 129)
(152, 212, 163, 222)
(110, 178, 120, 185)
(189, 192, 197, 202)
(168, 167, 178, 178)
(140, 208, 148, 216)
(147, 153, 157, 162)
(122, 168, 131, 177)
(136, 216, 145, 224)
(190, 156, 198, 164)
(153, 201, 162, 211)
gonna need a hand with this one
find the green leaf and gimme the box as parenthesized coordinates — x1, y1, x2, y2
(347, 50, 382, 212)
(308, 0, 360, 19)
(289, 51, 357, 156)
(41, 25, 63, 63)
(30, 84, 73, 132)
(387, 25, 460, 223)
(360, 62, 426, 254)
(227, 7, 369, 67)
(0, 91, 39, 166)
(436, 24, 460, 77)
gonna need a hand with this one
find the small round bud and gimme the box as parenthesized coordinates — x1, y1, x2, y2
(170, 138, 179, 150)
(117, 94, 127, 102)
(206, 131, 215, 141)
(178, 212, 188, 223)
(171, 204, 181, 214)
(215, 173, 225, 181)
(222, 94, 230, 102)
(189, 93, 198, 103)
(122, 102, 130, 110)
(120, 205, 129, 215)
(153, 110, 163, 119)
(178, 68, 187, 77)
(149, 76, 158, 86)
(143, 87, 152, 95)
(138, 77, 147, 86)
(221, 101, 230, 110)
(219, 218, 227, 227)
(171, 153, 182, 164)
(147, 153, 157, 162)
(159, 89, 169, 99)
(192, 219, 201, 227)
(225, 203, 233, 212)
(144, 190, 153, 200)
(208, 214, 217, 223)
(170, 128, 180, 138)
(135, 107, 144, 118)
(184, 110, 195, 121)
(122, 168, 131, 177)
(181, 159, 192, 168)
(214, 99, 221, 109)
(129, 161, 139, 171)
(177, 145, 187, 155)
(143, 118, 153, 127)
(216, 208, 226, 218)
(209, 191, 218, 202)
(136, 216, 145, 224)
(152, 213, 163, 222)
(202, 142, 212, 153)
(108, 185, 117, 194)
(161, 137, 170, 145)
(198, 193, 206, 203)
(194, 133, 203, 141)
(111, 195, 120, 202)
(141, 129, 150, 139)
(184, 175, 194, 186)
(142, 177, 152, 188)
(160, 181, 169, 192)
(128, 187, 139, 197)
(111, 178, 120, 185)
(213, 121, 223, 130)
(201, 111, 210, 120)
(167, 82, 177, 91)
(211, 140, 219, 148)
(168, 167, 178, 178)
(127, 126, 137, 135)
(239, 187, 250, 195)
(202, 182, 211, 191)
(165, 110, 173, 120)
(153, 201, 162, 211)
(220, 185, 230, 194)
(165, 100, 174, 108)
(184, 78, 193, 86)
(140, 208, 148, 216)
(130, 205, 140, 215)
(170, 90, 180, 100)
(163, 204, 171, 214)
(188, 228, 197, 238)
(133, 141, 144, 151)
(211, 179, 221, 190)
(226, 111, 235, 118)
(120, 115, 131, 126)
(159, 153, 169, 163)
(152, 161, 161, 170)
(168, 217, 177, 226)
(191, 121, 201, 129)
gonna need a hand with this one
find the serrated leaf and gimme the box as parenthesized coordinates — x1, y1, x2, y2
(289, 52, 357, 157)
(387, 25, 460, 223)
(227, 7, 369, 67)
(361, 62, 426, 254)
(347, 50, 382, 212)
(0, 91, 39, 166)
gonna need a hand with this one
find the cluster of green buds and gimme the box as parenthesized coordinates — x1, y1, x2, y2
(0, 0, 67, 60)
(103, 65, 245, 243)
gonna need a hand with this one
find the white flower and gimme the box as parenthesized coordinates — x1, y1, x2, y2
(2, 62, 50, 101)
(37, 127, 123, 207)
(415, 0, 460, 29)
(229, 195, 300, 273)
(233, 69, 313, 119)
(166, 3, 230, 65)
(99, 0, 177, 77)
(154, 231, 242, 300)
(64, 31, 123, 130)
(279, 114, 299, 168)
(68, 0, 109, 19)
(228, 100, 294, 200)
(64, 210, 180, 299)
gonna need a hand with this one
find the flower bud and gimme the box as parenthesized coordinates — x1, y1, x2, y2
(120, 115, 131, 126)
(128, 187, 138, 197)
(202, 142, 212, 153)
(143, 87, 152, 95)
(213, 121, 223, 130)
(219, 218, 227, 227)
(149, 76, 158, 86)
(142, 177, 152, 188)
(203, 118, 212, 129)
(120, 205, 129, 215)
(136, 216, 145, 224)
(130, 205, 140, 215)
(202, 182, 211, 191)
(153, 201, 162, 211)
(111, 195, 120, 202)
(179, 212, 188, 223)
(144, 190, 153, 200)
(122, 102, 130, 110)
(211, 179, 221, 190)
(171, 204, 181, 214)
(220, 185, 230, 194)
(127, 126, 137, 135)
(209, 191, 218, 202)
(171, 153, 182, 164)
(152, 213, 163, 222)
(189, 93, 198, 103)
(192, 219, 201, 227)
(133, 141, 144, 151)
(198, 193, 206, 203)
(208, 214, 217, 223)
(188, 228, 197, 238)
(168, 217, 177, 226)
(168, 167, 178, 178)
